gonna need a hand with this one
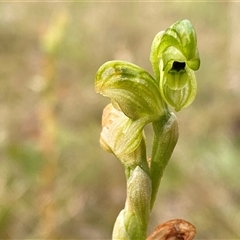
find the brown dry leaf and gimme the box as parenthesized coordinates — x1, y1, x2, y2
(147, 219, 196, 240)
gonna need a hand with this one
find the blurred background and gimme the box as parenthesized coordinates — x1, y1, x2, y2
(0, 2, 240, 239)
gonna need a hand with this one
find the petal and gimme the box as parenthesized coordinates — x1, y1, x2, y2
(161, 46, 186, 72)
(159, 19, 200, 70)
(160, 62, 197, 111)
(100, 104, 150, 157)
(95, 60, 165, 120)
(150, 30, 164, 81)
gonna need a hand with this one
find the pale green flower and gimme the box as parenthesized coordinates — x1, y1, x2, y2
(150, 19, 200, 111)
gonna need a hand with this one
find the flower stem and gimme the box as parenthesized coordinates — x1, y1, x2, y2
(150, 112, 179, 210)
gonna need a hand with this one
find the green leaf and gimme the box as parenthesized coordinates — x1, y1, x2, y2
(95, 60, 166, 120)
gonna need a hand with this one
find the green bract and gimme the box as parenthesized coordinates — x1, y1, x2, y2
(150, 19, 200, 111)
(95, 60, 166, 120)
(127, 166, 151, 226)
(112, 166, 151, 240)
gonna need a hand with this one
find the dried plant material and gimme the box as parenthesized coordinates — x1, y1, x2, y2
(147, 219, 196, 240)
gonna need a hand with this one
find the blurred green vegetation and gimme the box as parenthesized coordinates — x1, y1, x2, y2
(0, 2, 240, 239)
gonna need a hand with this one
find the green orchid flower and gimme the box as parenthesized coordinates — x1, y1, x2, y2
(95, 61, 167, 162)
(150, 19, 200, 111)
(100, 103, 148, 168)
(95, 60, 166, 120)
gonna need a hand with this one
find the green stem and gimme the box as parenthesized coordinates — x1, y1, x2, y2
(150, 112, 179, 210)
(115, 138, 151, 240)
